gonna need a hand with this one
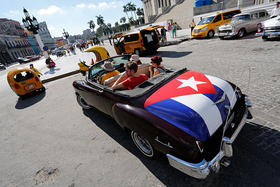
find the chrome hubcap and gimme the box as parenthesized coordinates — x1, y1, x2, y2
(131, 132, 153, 157)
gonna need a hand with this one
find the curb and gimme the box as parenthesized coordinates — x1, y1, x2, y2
(42, 70, 80, 84)
(160, 36, 192, 47)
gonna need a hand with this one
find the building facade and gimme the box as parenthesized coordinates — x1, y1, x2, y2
(142, 0, 182, 23)
(82, 29, 95, 40)
(38, 21, 57, 50)
(0, 18, 35, 65)
(24, 29, 40, 55)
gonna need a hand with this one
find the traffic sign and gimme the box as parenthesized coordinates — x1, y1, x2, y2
(43, 46, 48, 51)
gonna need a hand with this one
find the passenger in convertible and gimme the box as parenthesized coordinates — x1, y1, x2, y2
(100, 61, 120, 85)
(112, 61, 148, 90)
(149, 56, 165, 78)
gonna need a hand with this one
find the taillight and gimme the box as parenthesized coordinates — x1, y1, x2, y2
(35, 76, 39, 82)
(14, 83, 20, 89)
(257, 23, 263, 33)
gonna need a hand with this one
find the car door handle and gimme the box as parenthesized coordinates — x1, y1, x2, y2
(155, 136, 173, 149)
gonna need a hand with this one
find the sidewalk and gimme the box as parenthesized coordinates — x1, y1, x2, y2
(161, 28, 192, 46)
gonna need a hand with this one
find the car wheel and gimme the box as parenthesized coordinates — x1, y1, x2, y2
(131, 131, 155, 158)
(207, 30, 214, 38)
(41, 86, 46, 92)
(76, 94, 92, 110)
(134, 49, 141, 56)
(238, 28, 246, 38)
(262, 36, 268, 40)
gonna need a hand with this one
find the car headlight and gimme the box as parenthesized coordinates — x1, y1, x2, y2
(202, 26, 208, 32)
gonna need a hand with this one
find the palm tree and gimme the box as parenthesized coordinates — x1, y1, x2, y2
(127, 2, 134, 20)
(123, 5, 129, 21)
(88, 20, 95, 31)
(136, 8, 144, 18)
(115, 21, 119, 27)
(120, 17, 126, 24)
(130, 3, 137, 20)
(96, 15, 104, 26)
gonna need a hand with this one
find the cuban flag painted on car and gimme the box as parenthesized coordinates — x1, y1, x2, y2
(144, 71, 237, 141)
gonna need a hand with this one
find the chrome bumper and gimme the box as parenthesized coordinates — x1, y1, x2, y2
(256, 32, 280, 37)
(217, 32, 235, 37)
(167, 98, 251, 179)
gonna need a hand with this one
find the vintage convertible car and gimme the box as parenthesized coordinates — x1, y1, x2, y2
(72, 54, 252, 179)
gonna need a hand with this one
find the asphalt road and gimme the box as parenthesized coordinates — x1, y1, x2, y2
(0, 35, 280, 186)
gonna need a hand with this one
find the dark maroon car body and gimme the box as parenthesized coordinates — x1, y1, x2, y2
(72, 54, 252, 179)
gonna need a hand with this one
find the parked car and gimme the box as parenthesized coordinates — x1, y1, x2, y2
(72, 54, 252, 179)
(0, 63, 6, 70)
(17, 57, 30, 64)
(113, 25, 162, 56)
(7, 68, 45, 98)
(256, 14, 280, 40)
(217, 10, 269, 39)
(192, 9, 241, 38)
(26, 55, 41, 61)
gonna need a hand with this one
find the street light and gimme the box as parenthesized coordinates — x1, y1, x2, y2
(62, 29, 70, 44)
(22, 8, 48, 58)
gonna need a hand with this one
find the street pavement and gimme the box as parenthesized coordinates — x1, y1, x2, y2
(0, 33, 280, 186)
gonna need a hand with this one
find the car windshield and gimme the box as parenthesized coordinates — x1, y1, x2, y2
(198, 16, 215, 25)
(88, 55, 130, 79)
(231, 14, 251, 22)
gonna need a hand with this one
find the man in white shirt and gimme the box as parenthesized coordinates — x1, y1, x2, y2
(271, 1, 280, 18)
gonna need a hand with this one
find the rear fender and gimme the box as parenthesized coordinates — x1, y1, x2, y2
(112, 103, 201, 161)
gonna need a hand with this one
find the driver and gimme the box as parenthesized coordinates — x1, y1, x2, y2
(100, 61, 120, 85)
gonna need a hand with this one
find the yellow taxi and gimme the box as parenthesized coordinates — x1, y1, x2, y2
(192, 9, 241, 38)
(7, 68, 45, 97)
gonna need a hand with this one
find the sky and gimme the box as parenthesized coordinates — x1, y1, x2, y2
(0, 0, 143, 37)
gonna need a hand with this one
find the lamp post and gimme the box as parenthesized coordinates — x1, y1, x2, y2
(62, 29, 70, 45)
(22, 8, 48, 59)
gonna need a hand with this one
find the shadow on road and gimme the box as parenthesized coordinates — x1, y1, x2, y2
(82, 108, 280, 186)
(44, 68, 61, 75)
(15, 91, 46, 109)
(153, 51, 192, 58)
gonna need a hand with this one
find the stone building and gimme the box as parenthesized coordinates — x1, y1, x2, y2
(24, 29, 40, 55)
(82, 29, 95, 40)
(0, 18, 35, 65)
(38, 21, 57, 50)
(141, 0, 183, 23)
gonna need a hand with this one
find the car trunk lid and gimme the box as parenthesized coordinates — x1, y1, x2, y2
(144, 71, 237, 141)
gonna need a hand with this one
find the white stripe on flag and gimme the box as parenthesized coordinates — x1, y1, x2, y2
(206, 75, 237, 109)
(172, 94, 223, 136)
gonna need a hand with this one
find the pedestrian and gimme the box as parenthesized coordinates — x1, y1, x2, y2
(29, 64, 42, 77)
(172, 22, 178, 38)
(149, 56, 165, 78)
(160, 27, 167, 43)
(101, 39, 104, 45)
(155, 29, 161, 40)
(189, 18, 196, 35)
(108, 36, 112, 45)
(167, 22, 172, 37)
(271, 1, 280, 18)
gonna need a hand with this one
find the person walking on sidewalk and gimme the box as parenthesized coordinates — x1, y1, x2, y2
(160, 27, 167, 44)
(172, 22, 178, 38)
(189, 18, 196, 35)
(168, 22, 172, 37)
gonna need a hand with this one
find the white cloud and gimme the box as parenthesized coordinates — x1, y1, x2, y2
(75, 1, 120, 10)
(8, 10, 21, 17)
(76, 4, 86, 8)
(38, 5, 64, 16)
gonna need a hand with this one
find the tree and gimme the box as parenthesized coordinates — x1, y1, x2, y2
(115, 21, 119, 27)
(88, 20, 95, 31)
(126, 2, 134, 19)
(136, 8, 144, 17)
(120, 17, 126, 24)
(130, 3, 137, 20)
(96, 15, 104, 26)
(123, 5, 129, 21)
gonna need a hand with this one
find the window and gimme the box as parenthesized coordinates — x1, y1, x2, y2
(223, 10, 241, 20)
(259, 11, 267, 17)
(124, 34, 139, 42)
(213, 15, 221, 23)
